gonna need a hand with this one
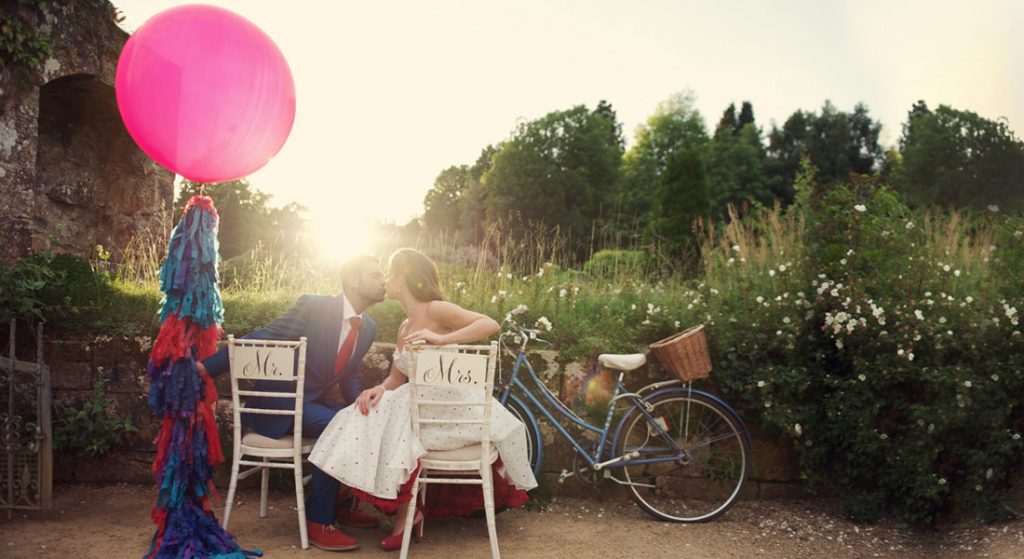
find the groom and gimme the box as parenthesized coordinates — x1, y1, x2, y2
(197, 255, 386, 551)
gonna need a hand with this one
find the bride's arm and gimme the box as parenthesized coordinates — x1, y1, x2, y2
(402, 301, 499, 346)
(354, 321, 410, 414)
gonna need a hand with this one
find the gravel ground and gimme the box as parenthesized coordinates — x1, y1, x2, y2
(0, 484, 1022, 558)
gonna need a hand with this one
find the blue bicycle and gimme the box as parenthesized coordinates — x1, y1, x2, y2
(496, 305, 752, 522)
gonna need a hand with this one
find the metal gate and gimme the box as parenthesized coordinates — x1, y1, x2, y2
(0, 320, 52, 514)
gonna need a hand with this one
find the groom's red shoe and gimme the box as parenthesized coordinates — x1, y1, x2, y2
(306, 520, 359, 551)
(336, 505, 380, 529)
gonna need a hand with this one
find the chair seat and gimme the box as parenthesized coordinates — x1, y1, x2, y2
(422, 443, 499, 464)
(241, 431, 315, 451)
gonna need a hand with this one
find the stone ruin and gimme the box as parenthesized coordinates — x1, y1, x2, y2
(0, 1, 174, 264)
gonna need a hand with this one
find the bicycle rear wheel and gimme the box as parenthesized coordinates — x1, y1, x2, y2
(614, 389, 750, 522)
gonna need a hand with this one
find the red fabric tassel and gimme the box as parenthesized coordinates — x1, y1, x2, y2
(200, 375, 225, 466)
(151, 418, 174, 474)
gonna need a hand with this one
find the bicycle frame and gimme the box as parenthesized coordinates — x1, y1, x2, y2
(497, 349, 686, 471)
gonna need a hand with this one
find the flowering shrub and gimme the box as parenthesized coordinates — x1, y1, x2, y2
(703, 176, 1024, 524)
(439, 174, 1023, 525)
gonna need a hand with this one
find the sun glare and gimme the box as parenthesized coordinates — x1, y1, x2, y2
(312, 214, 379, 262)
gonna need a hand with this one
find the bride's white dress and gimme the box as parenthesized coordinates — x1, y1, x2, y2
(308, 347, 538, 499)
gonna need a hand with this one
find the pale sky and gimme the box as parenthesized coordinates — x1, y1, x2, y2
(112, 0, 1023, 258)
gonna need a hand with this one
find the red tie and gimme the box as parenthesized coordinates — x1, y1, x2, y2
(333, 316, 362, 375)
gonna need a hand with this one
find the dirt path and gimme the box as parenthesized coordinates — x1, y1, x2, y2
(1, 484, 1022, 558)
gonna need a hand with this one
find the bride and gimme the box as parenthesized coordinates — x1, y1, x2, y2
(308, 248, 538, 551)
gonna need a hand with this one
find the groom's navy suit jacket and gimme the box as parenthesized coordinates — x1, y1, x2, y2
(202, 294, 377, 439)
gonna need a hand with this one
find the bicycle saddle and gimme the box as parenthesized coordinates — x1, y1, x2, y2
(598, 353, 647, 371)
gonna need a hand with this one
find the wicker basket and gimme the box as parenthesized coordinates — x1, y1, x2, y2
(649, 324, 712, 381)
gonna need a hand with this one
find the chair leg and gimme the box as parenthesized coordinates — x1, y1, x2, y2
(400, 472, 422, 559)
(222, 453, 242, 530)
(294, 457, 309, 550)
(482, 465, 500, 559)
(260, 457, 270, 518)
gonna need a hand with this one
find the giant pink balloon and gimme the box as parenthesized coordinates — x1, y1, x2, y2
(116, 5, 296, 183)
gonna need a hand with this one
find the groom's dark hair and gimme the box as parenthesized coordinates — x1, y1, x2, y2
(340, 255, 379, 289)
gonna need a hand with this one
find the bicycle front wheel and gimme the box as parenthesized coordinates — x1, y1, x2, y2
(614, 390, 750, 522)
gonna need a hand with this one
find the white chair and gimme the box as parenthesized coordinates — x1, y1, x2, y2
(222, 336, 313, 550)
(401, 341, 501, 559)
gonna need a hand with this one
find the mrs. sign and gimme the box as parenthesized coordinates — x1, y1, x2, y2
(415, 349, 489, 387)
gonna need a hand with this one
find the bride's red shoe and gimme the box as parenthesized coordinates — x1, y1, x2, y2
(379, 511, 424, 551)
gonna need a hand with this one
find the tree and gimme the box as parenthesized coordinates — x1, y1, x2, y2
(895, 103, 1024, 209)
(766, 101, 883, 203)
(617, 90, 709, 223)
(176, 179, 306, 260)
(707, 101, 772, 219)
(652, 147, 709, 259)
(423, 165, 472, 236)
(481, 104, 623, 254)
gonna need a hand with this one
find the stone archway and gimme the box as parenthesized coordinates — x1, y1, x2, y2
(34, 73, 172, 261)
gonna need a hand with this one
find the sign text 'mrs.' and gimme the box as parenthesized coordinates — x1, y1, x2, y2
(415, 350, 489, 386)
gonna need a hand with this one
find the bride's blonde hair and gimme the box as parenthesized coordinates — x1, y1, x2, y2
(387, 248, 445, 302)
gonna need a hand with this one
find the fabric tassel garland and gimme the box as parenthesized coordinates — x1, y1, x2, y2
(144, 195, 260, 559)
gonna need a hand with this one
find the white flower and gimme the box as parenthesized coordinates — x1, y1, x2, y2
(727, 257, 735, 264)
(840, 258, 848, 265)
(975, 485, 984, 492)
(756, 296, 764, 304)
(880, 433, 888, 440)
(906, 221, 915, 229)
(559, 288, 568, 298)
(757, 380, 766, 388)
(778, 264, 787, 272)
(854, 204, 866, 213)
(783, 317, 791, 324)
(943, 264, 951, 272)
(907, 352, 915, 361)
(769, 269, 776, 277)
(992, 374, 1000, 381)
(776, 330, 783, 336)
(630, 303, 636, 310)
(986, 468, 994, 480)
(897, 349, 905, 356)
(954, 270, 961, 277)
(536, 267, 545, 277)
(1014, 433, 1021, 440)
(966, 296, 974, 304)
(939, 317, 947, 324)
(506, 273, 512, 279)
(490, 295, 497, 303)
(858, 374, 866, 382)
(964, 380, 972, 388)
(731, 244, 740, 252)
(794, 423, 803, 436)
(498, 290, 507, 298)
(535, 316, 553, 331)
(988, 204, 1000, 212)
(674, 320, 681, 328)
(914, 309, 925, 321)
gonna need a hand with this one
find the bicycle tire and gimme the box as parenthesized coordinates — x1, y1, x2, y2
(613, 389, 750, 522)
(505, 394, 543, 476)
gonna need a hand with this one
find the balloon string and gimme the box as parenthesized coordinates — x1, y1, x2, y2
(200, 183, 206, 196)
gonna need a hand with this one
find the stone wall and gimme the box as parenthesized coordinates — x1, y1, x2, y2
(0, 1, 174, 264)
(48, 335, 803, 499)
